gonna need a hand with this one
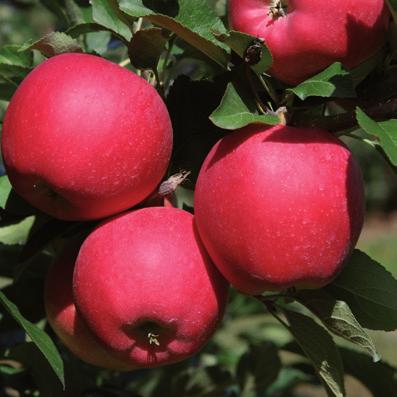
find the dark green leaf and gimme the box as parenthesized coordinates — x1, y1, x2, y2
(170, 365, 233, 397)
(215, 30, 272, 75)
(210, 82, 280, 129)
(92, 0, 132, 42)
(4, 190, 38, 219)
(64, 0, 85, 25)
(21, 32, 83, 58)
(236, 342, 281, 396)
(128, 28, 168, 69)
(386, 0, 397, 25)
(283, 309, 345, 397)
(9, 343, 65, 397)
(356, 107, 397, 166)
(0, 45, 33, 80)
(297, 289, 380, 362)
(0, 291, 64, 388)
(39, 0, 68, 25)
(0, 46, 33, 69)
(0, 80, 18, 101)
(18, 217, 80, 263)
(67, 22, 108, 37)
(349, 48, 385, 87)
(326, 250, 397, 331)
(266, 367, 312, 396)
(119, 0, 229, 67)
(289, 62, 356, 100)
(340, 347, 397, 396)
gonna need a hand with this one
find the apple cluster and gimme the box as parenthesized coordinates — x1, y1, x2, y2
(1, 0, 388, 370)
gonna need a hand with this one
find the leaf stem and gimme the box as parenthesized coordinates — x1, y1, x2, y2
(245, 66, 268, 114)
(119, 58, 131, 68)
(133, 17, 143, 34)
(258, 74, 279, 105)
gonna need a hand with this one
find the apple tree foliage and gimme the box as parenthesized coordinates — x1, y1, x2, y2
(1, 0, 397, 396)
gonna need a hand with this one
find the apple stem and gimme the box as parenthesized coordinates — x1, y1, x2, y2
(148, 332, 160, 346)
(268, 0, 288, 18)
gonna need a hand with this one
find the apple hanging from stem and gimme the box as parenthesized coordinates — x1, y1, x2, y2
(228, 0, 390, 84)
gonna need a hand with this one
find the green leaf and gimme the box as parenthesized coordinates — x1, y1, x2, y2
(92, 0, 132, 42)
(171, 365, 233, 397)
(176, 0, 228, 47)
(39, 0, 68, 25)
(236, 342, 281, 397)
(85, 31, 112, 55)
(386, 0, 397, 25)
(356, 107, 397, 166)
(119, 0, 229, 67)
(283, 309, 345, 397)
(326, 250, 397, 331)
(266, 367, 312, 396)
(0, 45, 33, 80)
(0, 216, 35, 245)
(21, 32, 83, 58)
(67, 22, 108, 37)
(0, 291, 65, 388)
(210, 82, 280, 130)
(214, 30, 272, 75)
(340, 347, 397, 396)
(64, 0, 85, 25)
(0, 175, 12, 210)
(289, 62, 356, 100)
(0, 46, 33, 69)
(297, 289, 380, 362)
(9, 343, 66, 397)
(118, 0, 152, 16)
(0, 80, 18, 101)
(128, 28, 168, 70)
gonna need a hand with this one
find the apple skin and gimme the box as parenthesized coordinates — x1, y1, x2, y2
(73, 207, 229, 368)
(1, 53, 173, 220)
(45, 244, 135, 370)
(228, 0, 390, 85)
(194, 124, 365, 295)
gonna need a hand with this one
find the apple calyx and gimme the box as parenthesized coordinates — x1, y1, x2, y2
(268, 0, 288, 19)
(147, 333, 160, 346)
(32, 181, 59, 200)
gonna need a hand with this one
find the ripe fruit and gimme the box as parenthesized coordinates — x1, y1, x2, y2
(73, 207, 229, 368)
(2, 53, 173, 220)
(45, 244, 134, 370)
(228, 0, 390, 85)
(194, 124, 365, 295)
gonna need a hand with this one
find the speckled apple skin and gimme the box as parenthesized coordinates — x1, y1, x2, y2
(45, 244, 134, 370)
(2, 53, 173, 220)
(73, 207, 229, 368)
(228, 0, 390, 85)
(194, 125, 365, 295)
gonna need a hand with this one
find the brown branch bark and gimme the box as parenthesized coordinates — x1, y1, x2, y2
(290, 98, 397, 133)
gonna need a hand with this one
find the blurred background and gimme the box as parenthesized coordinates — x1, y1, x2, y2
(0, 1, 396, 396)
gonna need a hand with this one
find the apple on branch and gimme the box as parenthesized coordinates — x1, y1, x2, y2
(1, 53, 173, 220)
(73, 207, 229, 368)
(194, 124, 365, 294)
(228, 0, 390, 84)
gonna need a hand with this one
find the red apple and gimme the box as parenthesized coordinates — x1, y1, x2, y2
(1, 53, 173, 220)
(228, 0, 390, 85)
(45, 243, 134, 370)
(73, 207, 229, 368)
(194, 124, 365, 295)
